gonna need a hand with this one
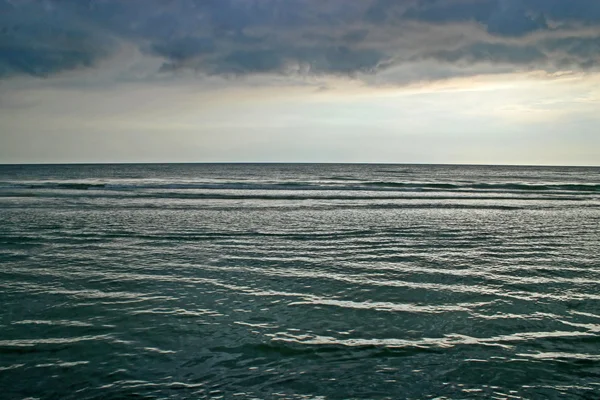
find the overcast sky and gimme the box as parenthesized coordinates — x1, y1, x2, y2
(1, 0, 599, 165)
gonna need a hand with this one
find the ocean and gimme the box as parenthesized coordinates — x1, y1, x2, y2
(1, 163, 599, 399)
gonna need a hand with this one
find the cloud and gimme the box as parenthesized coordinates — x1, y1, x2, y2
(423, 42, 547, 66)
(0, 0, 115, 77)
(1, 0, 600, 83)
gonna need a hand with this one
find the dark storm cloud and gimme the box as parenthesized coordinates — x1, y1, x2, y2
(1, 0, 600, 81)
(401, 0, 548, 37)
(0, 1, 114, 77)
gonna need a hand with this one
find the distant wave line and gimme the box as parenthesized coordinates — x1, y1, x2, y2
(1, 181, 599, 193)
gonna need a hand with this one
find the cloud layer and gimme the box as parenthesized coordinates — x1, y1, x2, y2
(1, 0, 600, 83)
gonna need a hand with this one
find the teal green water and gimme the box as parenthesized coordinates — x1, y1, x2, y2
(1, 164, 599, 399)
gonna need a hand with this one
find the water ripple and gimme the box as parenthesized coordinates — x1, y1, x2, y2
(2, 164, 599, 399)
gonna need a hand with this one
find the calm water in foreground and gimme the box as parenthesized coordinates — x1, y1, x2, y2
(1, 164, 599, 399)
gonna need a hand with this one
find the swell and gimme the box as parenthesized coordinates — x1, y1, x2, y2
(269, 331, 600, 351)
(2, 181, 599, 193)
(8, 263, 600, 303)
(0, 191, 590, 203)
(363, 182, 600, 193)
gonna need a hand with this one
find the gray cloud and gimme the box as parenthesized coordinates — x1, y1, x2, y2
(0, 1, 115, 77)
(1, 0, 600, 82)
(423, 43, 547, 66)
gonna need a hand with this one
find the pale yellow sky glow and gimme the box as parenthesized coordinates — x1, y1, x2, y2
(2, 67, 599, 165)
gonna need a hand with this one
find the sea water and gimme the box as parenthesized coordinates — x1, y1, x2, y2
(1, 163, 599, 399)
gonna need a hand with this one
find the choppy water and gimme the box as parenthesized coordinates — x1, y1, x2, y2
(1, 163, 600, 399)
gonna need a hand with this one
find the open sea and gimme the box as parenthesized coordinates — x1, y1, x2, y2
(1, 163, 599, 400)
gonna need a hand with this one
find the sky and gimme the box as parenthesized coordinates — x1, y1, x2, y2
(1, 0, 599, 165)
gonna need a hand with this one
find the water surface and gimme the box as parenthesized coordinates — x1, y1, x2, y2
(1, 164, 599, 399)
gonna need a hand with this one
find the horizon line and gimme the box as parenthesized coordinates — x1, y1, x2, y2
(1, 162, 599, 168)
